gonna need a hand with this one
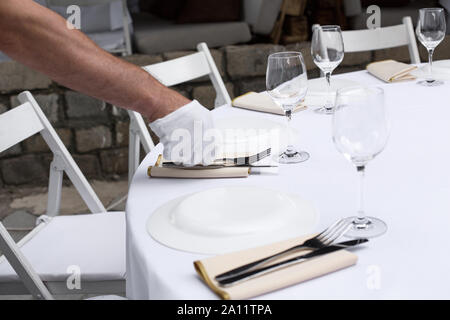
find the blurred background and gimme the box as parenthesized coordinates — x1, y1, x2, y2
(0, 0, 449, 234)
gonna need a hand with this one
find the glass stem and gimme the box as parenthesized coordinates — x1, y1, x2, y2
(325, 72, 332, 109)
(356, 165, 369, 225)
(428, 49, 434, 82)
(285, 109, 294, 155)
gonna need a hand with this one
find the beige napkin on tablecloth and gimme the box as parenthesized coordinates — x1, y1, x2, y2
(232, 92, 307, 115)
(194, 234, 358, 300)
(367, 59, 417, 83)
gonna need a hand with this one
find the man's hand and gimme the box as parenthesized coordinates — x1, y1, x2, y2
(150, 101, 218, 166)
(0, 0, 219, 164)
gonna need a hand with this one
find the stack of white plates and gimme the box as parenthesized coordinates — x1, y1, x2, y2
(147, 186, 318, 254)
(214, 116, 296, 157)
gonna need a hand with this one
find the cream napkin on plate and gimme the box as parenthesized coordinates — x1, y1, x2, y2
(232, 92, 307, 115)
(367, 59, 417, 82)
(194, 234, 358, 300)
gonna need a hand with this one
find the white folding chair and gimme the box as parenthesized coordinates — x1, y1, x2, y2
(45, 0, 132, 56)
(126, 42, 232, 183)
(0, 92, 125, 300)
(341, 16, 421, 64)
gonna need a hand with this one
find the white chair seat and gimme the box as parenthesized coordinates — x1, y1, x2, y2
(0, 92, 126, 298)
(0, 212, 125, 283)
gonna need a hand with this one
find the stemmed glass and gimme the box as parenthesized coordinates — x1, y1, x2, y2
(311, 25, 345, 114)
(333, 86, 390, 238)
(416, 8, 446, 86)
(266, 52, 309, 164)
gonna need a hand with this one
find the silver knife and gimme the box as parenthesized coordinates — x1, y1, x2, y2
(217, 239, 368, 287)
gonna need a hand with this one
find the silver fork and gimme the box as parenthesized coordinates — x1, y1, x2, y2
(215, 218, 352, 281)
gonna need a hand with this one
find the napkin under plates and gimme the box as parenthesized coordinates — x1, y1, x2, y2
(147, 151, 267, 179)
(232, 92, 307, 115)
(147, 166, 250, 179)
(367, 59, 417, 83)
(194, 234, 358, 300)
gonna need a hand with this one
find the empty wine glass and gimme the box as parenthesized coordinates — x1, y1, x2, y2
(266, 52, 309, 164)
(333, 86, 390, 238)
(416, 8, 446, 86)
(311, 25, 345, 114)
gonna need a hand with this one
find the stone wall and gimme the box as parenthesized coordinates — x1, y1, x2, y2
(1, 37, 450, 186)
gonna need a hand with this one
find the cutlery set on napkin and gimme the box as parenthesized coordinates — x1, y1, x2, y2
(194, 219, 368, 300)
(147, 148, 275, 179)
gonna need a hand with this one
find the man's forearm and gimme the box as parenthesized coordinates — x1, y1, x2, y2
(0, 0, 189, 121)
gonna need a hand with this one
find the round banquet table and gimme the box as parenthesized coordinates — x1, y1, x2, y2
(125, 70, 450, 299)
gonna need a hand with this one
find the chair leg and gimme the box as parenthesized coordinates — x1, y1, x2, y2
(46, 157, 64, 217)
(0, 223, 53, 300)
(128, 121, 141, 186)
(121, 0, 132, 56)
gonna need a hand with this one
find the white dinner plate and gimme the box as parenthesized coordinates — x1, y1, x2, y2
(305, 78, 360, 107)
(215, 116, 296, 157)
(411, 60, 450, 81)
(147, 186, 319, 254)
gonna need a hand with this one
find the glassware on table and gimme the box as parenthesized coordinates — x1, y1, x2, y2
(416, 8, 446, 86)
(266, 52, 309, 164)
(332, 86, 390, 238)
(311, 25, 345, 114)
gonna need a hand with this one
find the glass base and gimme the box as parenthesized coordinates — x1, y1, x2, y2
(315, 106, 334, 115)
(343, 216, 387, 239)
(417, 79, 444, 87)
(278, 150, 310, 164)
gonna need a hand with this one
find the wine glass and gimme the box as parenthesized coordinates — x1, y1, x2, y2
(266, 52, 309, 164)
(416, 8, 446, 86)
(311, 25, 345, 114)
(333, 86, 390, 238)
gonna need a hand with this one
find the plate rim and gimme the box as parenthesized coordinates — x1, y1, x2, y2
(146, 186, 319, 255)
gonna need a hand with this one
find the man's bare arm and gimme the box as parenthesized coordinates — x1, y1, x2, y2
(0, 0, 189, 121)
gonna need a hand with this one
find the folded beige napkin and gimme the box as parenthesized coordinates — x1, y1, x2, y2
(147, 155, 250, 179)
(194, 234, 358, 300)
(147, 166, 250, 179)
(232, 92, 307, 115)
(367, 59, 418, 82)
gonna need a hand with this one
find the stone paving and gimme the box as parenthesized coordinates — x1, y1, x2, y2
(0, 178, 128, 231)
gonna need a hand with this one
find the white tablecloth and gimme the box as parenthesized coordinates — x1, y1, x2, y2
(126, 70, 450, 299)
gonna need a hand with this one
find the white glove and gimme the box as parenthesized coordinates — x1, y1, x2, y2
(149, 100, 218, 166)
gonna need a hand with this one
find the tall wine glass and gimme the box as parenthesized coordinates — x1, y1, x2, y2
(311, 25, 345, 114)
(416, 8, 446, 86)
(266, 52, 309, 164)
(333, 86, 390, 238)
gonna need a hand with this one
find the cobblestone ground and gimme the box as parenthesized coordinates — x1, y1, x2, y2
(0, 178, 128, 300)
